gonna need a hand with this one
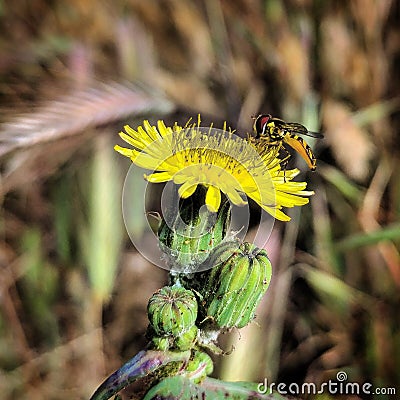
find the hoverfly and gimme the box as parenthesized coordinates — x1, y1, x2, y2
(252, 114, 323, 171)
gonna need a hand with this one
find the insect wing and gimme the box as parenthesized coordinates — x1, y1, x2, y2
(286, 123, 324, 138)
(283, 135, 316, 170)
(281, 123, 322, 139)
(270, 119, 323, 139)
(302, 129, 324, 139)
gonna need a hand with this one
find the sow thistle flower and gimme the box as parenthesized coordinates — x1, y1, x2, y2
(90, 118, 315, 400)
(114, 118, 313, 221)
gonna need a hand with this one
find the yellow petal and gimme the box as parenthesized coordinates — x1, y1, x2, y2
(275, 192, 310, 207)
(114, 145, 135, 157)
(145, 171, 173, 183)
(225, 189, 248, 207)
(206, 185, 221, 212)
(131, 152, 168, 170)
(124, 125, 140, 138)
(262, 205, 291, 221)
(119, 131, 146, 150)
(178, 182, 198, 198)
(143, 120, 159, 141)
(157, 120, 171, 137)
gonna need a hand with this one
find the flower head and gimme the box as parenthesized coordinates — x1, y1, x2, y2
(114, 118, 313, 221)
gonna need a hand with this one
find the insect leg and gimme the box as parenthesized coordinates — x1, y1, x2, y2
(278, 146, 291, 182)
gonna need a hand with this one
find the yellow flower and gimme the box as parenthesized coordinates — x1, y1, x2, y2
(114, 119, 313, 221)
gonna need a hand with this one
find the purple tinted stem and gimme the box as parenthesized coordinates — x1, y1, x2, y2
(89, 349, 190, 400)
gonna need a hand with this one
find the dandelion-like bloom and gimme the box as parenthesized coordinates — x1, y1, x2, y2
(115, 119, 313, 221)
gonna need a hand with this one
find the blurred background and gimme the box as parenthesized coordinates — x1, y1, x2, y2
(0, 1, 399, 399)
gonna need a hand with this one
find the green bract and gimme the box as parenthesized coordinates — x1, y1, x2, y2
(185, 350, 214, 383)
(200, 242, 272, 329)
(158, 187, 231, 271)
(147, 286, 198, 337)
(174, 325, 198, 351)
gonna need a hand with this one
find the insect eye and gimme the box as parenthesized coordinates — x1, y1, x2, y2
(260, 116, 270, 126)
(254, 114, 270, 136)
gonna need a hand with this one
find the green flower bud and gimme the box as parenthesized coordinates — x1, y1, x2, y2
(158, 187, 231, 272)
(201, 242, 272, 329)
(147, 286, 198, 337)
